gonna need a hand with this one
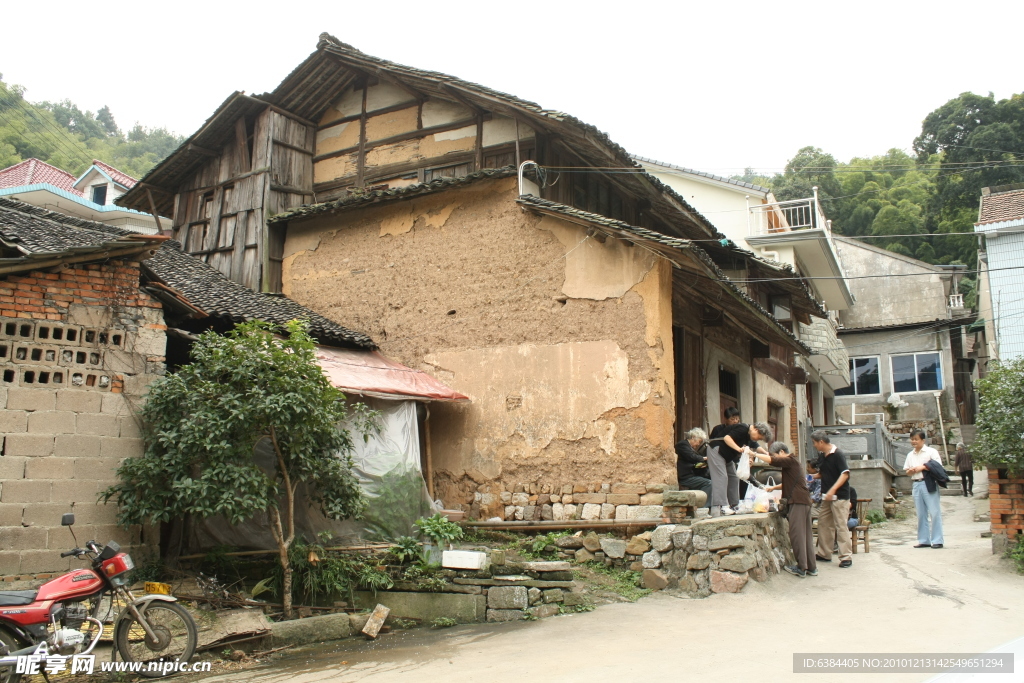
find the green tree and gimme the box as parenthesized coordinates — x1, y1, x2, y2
(973, 357, 1024, 475)
(0, 75, 183, 178)
(102, 321, 372, 618)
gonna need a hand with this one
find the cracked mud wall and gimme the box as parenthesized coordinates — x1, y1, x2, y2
(282, 178, 677, 512)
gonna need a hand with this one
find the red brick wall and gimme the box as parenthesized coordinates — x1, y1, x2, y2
(989, 468, 1024, 542)
(0, 261, 160, 321)
(789, 403, 799, 457)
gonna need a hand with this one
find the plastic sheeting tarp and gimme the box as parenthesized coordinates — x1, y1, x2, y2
(315, 346, 469, 402)
(188, 398, 434, 551)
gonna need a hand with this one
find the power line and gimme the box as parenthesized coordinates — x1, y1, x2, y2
(0, 91, 93, 166)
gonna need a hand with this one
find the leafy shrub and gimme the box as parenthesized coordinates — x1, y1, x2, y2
(431, 617, 457, 628)
(1006, 535, 1024, 574)
(974, 357, 1024, 474)
(415, 514, 464, 547)
(865, 509, 886, 524)
(387, 536, 422, 564)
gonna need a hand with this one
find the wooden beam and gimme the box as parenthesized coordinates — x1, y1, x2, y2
(439, 83, 485, 116)
(375, 68, 428, 102)
(271, 138, 314, 155)
(475, 116, 484, 171)
(317, 100, 420, 130)
(269, 184, 312, 195)
(185, 166, 271, 195)
(235, 118, 251, 172)
(357, 86, 367, 188)
(186, 143, 219, 157)
(313, 117, 479, 163)
(264, 104, 316, 129)
(145, 188, 165, 231)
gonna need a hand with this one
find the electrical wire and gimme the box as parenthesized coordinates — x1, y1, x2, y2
(0, 91, 93, 166)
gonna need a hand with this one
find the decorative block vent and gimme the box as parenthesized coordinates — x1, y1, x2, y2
(0, 316, 121, 392)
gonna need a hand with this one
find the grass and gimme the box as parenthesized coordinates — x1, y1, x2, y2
(431, 617, 457, 628)
(573, 562, 651, 602)
(1006, 535, 1024, 573)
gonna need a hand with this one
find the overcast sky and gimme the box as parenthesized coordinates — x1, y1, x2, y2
(2, 1, 1020, 174)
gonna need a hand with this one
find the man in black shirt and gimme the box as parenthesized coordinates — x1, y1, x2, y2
(811, 430, 852, 567)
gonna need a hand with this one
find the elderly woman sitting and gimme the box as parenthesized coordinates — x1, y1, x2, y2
(675, 427, 712, 507)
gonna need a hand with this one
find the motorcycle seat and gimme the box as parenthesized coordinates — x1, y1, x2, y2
(0, 590, 38, 606)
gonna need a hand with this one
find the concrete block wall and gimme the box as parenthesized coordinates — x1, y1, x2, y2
(0, 261, 165, 577)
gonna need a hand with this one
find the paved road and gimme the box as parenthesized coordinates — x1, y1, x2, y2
(197, 485, 1022, 683)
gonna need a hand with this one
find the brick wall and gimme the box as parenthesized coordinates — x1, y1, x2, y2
(789, 403, 799, 458)
(0, 261, 166, 577)
(988, 468, 1024, 554)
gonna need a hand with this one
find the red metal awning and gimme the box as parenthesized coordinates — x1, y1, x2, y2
(315, 346, 469, 402)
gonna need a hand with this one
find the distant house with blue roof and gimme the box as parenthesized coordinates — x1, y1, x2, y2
(0, 158, 161, 234)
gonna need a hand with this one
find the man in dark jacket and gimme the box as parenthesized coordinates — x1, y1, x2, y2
(676, 427, 711, 506)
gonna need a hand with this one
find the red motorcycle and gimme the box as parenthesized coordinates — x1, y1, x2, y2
(0, 514, 197, 681)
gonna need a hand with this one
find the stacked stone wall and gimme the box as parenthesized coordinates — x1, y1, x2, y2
(0, 262, 166, 576)
(467, 480, 677, 521)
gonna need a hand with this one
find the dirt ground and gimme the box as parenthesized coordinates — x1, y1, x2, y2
(188, 473, 1023, 683)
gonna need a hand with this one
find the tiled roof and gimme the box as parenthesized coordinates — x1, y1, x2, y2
(0, 159, 83, 195)
(145, 246, 375, 349)
(978, 187, 1024, 225)
(0, 197, 373, 349)
(269, 167, 517, 225)
(0, 197, 159, 256)
(90, 160, 138, 189)
(118, 34, 726, 246)
(632, 155, 771, 193)
(516, 195, 810, 355)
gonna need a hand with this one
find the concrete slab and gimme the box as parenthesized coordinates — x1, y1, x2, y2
(353, 591, 486, 623)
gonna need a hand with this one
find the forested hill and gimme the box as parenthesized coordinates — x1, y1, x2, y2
(0, 74, 183, 180)
(735, 91, 1024, 304)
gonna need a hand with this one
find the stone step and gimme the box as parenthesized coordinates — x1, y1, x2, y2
(453, 578, 573, 588)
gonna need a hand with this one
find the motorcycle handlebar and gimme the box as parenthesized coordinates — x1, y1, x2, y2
(61, 549, 82, 558)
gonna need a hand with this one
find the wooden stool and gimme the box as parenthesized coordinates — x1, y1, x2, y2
(851, 498, 872, 554)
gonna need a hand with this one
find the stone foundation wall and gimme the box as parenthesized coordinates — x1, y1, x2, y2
(640, 514, 793, 596)
(468, 480, 677, 521)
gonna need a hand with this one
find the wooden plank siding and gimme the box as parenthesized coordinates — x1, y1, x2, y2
(169, 108, 314, 292)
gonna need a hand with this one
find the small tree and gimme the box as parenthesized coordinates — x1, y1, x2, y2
(973, 357, 1024, 476)
(102, 320, 371, 618)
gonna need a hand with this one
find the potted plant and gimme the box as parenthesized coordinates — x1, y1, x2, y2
(415, 513, 464, 564)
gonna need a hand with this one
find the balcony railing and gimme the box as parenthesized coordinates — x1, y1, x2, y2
(748, 187, 831, 237)
(949, 293, 964, 309)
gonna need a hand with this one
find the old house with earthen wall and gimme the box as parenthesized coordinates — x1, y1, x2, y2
(117, 35, 830, 520)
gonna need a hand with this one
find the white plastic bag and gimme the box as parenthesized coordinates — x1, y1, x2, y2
(735, 451, 751, 481)
(752, 487, 771, 513)
(766, 476, 782, 502)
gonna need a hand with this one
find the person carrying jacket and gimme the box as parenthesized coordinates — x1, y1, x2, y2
(904, 428, 945, 548)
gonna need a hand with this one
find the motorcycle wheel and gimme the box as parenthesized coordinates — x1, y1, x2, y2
(114, 602, 198, 678)
(0, 630, 23, 683)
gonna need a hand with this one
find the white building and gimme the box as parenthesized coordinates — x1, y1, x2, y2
(0, 158, 161, 234)
(634, 156, 853, 448)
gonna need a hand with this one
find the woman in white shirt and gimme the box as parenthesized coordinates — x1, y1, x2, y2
(903, 428, 944, 548)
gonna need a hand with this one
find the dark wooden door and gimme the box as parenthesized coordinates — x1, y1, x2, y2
(674, 326, 705, 439)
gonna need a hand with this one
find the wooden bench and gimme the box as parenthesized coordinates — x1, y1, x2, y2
(851, 498, 872, 554)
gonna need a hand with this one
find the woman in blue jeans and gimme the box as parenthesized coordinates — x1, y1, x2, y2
(903, 428, 944, 548)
